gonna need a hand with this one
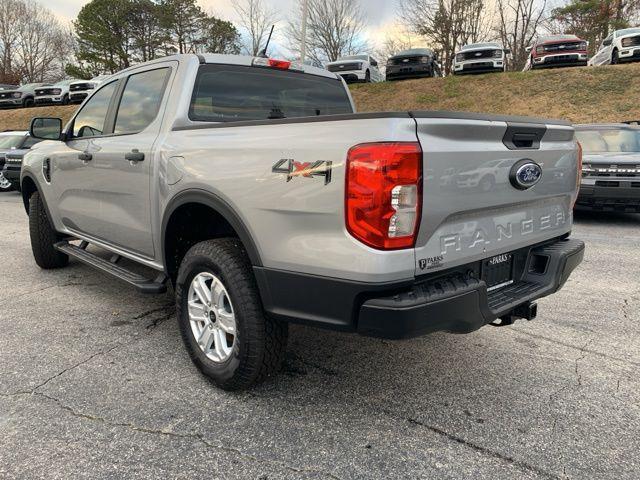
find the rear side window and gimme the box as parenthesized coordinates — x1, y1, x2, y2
(189, 65, 353, 123)
(114, 68, 170, 134)
(73, 81, 118, 138)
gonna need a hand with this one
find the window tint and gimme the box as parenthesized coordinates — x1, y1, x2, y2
(73, 81, 118, 138)
(189, 65, 353, 123)
(114, 68, 169, 134)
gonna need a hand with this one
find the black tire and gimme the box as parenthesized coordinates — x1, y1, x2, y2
(612, 50, 619, 65)
(176, 238, 288, 391)
(28, 191, 68, 269)
(364, 70, 371, 83)
(23, 97, 34, 108)
(62, 94, 69, 105)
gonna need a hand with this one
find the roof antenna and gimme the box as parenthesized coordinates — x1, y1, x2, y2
(258, 25, 275, 58)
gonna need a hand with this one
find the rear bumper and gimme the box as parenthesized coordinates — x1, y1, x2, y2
(35, 96, 64, 105)
(69, 92, 89, 103)
(577, 182, 640, 212)
(532, 53, 588, 69)
(453, 60, 504, 75)
(386, 65, 432, 80)
(255, 237, 585, 340)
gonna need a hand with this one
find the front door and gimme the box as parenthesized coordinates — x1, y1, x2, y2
(53, 65, 173, 259)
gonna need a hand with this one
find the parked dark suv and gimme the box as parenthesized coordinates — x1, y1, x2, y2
(575, 124, 640, 212)
(386, 48, 441, 81)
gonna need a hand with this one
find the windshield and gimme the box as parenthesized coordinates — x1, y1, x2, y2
(190, 65, 353, 122)
(616, 28, 640, 37)
(462, 43, 500, 50)
(55, 80, 75, 86)
(0, 135, 25, 149)
(539, 35, 578, 43)
(397, 49, 432, 56)
(576, 129, 640, 153)
(339, 55, 368, 61)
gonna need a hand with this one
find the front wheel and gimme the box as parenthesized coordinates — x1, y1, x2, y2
(176, 238, 288, 391)
(23, 98, 34, 108)
(28, 191, 68, 269)
(612, 50, 619, 65)
(364, 70, 371, 83)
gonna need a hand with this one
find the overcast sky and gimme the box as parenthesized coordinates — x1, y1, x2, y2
(42, 0, 407, 53)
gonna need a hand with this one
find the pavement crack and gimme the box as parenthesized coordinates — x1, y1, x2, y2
(382, 409, 561, 480)
(31, 391, 343, 480)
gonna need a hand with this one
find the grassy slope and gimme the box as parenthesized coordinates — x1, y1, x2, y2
(350, 63, 640, 124)
(0, 63, 638, 131)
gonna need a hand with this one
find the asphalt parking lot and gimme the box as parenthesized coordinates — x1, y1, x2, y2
(1, 191, 638, 480)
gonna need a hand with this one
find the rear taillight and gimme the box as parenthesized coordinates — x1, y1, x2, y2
(345, 142, 422, 250)
(572, 141, 582, 208)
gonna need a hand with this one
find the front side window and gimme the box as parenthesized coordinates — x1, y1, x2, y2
(189, 65, 353, 123)
(73, 81, 118, 138)
(114, 68, 170, 135)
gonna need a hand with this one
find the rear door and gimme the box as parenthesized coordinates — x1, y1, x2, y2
(412, 114, 578, 276)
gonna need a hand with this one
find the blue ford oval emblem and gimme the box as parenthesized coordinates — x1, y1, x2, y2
(510, 160, 542, 190)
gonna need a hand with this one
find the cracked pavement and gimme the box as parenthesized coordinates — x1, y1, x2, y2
(1, 192, 639, 479)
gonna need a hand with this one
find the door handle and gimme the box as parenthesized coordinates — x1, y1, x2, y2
(78, 152, 92, 161)
(125, 149, 145, 162)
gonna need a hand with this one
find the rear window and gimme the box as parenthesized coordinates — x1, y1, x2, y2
(189, 64, 353, 123)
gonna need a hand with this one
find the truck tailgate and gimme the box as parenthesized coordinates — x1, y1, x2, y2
(412, 113, 577, 275)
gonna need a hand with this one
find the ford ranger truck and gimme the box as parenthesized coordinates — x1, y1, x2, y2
(21, 54, 585, 391)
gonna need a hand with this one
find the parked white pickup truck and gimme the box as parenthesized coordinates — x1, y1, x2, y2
(22, 54, 584, 390)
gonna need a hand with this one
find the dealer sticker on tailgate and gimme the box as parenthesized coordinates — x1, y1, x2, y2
(482, 253, 514, 292)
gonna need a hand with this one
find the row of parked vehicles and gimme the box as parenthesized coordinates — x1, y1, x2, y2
(325, 27, 640, 83)
(0, 75, 109, 109)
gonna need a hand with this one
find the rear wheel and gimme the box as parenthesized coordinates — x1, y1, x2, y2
(28, 191, 68, 269)
(0, 172, 13, 192)
(176, 238, 288, 391)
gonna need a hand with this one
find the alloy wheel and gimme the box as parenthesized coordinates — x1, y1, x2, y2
(187, 272, 236, 363)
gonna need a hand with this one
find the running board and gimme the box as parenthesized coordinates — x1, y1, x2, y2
(54, 241, 168, 294)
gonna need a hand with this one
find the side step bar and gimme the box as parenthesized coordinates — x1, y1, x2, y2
(54, 241, 168, 294)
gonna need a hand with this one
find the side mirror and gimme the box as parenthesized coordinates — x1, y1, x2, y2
(30, 117, 63, 140)
(603, 39, 612, 46)
(525, 46, 532, 53)
(370, 60, 378, 67)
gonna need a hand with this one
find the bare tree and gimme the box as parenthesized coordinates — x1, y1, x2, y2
(234, 0, 278, 56)
(287, 0, 368, 63)
(399, 0, 494, 74)
(0, 0, 26, 83)
(10, 0, 67, 82)
(496, 0, 547, 70)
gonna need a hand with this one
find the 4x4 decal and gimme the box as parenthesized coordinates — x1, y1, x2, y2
(272, 159, 332, 185)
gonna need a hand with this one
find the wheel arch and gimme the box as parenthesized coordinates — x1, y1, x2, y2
(162, 189, 263, 281)
(20, 173, 56, 228)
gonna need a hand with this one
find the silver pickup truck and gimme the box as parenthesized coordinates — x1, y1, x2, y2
(22, 54, 585, 390)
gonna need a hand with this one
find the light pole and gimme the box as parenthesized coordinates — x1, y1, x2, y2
(300, 0, 309, 62)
